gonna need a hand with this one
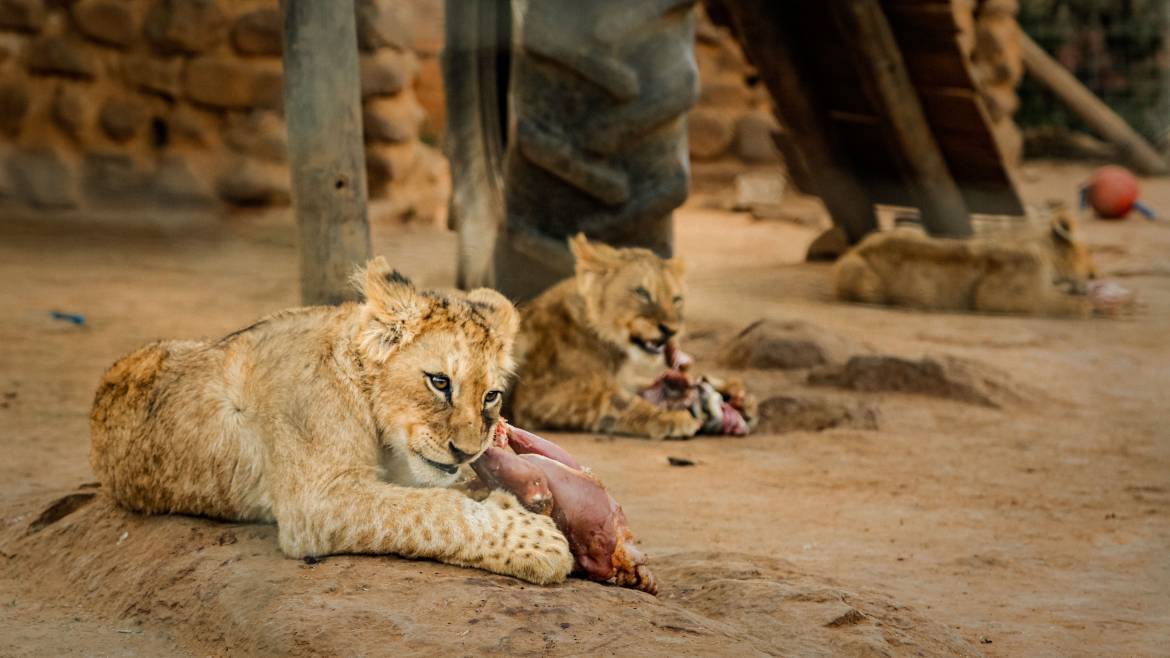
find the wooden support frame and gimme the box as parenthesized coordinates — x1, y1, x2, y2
(723, 0, 878, 244)
(281, 0, 372, 306)
(830, 0, 972, 238)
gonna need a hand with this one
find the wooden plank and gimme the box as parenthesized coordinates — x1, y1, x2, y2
(1020, 32, 1167, 175)
(831, 0, 972, 237)
(724, 0, 878, 242)
(281, 0, 372, 305)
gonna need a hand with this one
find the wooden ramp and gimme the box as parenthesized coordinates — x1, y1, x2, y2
(727, 0, 1024, 242)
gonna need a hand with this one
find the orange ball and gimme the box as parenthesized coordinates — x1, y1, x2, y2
(1086, 165, 1140, 219)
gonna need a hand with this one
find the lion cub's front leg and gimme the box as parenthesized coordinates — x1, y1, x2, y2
(516, 377, 700, 440)
(273, 477, 573, 585)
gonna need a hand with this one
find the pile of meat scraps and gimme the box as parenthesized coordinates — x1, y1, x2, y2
(638, 343, 753, 436)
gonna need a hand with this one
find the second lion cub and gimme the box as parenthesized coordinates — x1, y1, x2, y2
(833, 211, 1100, 316)
(510, 235, 701, 440)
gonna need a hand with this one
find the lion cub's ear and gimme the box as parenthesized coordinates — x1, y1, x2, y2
(1050, 211, 1077, 245)
(354, 257, 427, 361)
(568, 233, 622, 275)
(666, 257, 686, 277)
(467, 288, 520, 339)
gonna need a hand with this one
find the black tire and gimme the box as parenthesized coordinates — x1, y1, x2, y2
(444, 0, 699, 300)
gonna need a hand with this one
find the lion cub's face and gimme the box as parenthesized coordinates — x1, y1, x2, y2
(355, 258, 518, 487)
(569, 234, 686, 359)
(1048, 212, 1097, 294)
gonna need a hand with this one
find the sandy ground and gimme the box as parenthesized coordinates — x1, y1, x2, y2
(1, 161, 1168, 656)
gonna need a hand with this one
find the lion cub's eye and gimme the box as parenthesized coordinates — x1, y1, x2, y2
(672, 294, 684, 307)
(633, 286, 653, 303)
(426, 373, 450, 392)
(483, 390, 502, 406)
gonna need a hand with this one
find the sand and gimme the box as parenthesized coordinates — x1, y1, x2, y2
(0, 161, 1167, 656)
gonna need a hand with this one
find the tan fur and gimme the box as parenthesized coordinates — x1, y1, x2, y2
(90, 257, 572, 585)
(510, 235, 700, 439)
(833, 211, 1098, 317)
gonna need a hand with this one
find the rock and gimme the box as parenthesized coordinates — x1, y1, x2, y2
(1, 493, 983, 657)
(355, 0, 411, 52)
(144, 0, 226, 54)
(698, 77, 750, 108)
(82, 152, 149, 204)
(98, 96, 146, 143)
(122, 55, 182, 98)
(806, 226, 849, 262)
(365, 145, 394, 195)
(734, 111, 780, 163)
(222, 110, 287, 163)
(184, 57, 282, 110)
(215, 158, 290, 206)
(6, 148, 78, 208)
(360, 48, 416, 98)
(165, 104, 211, 147)
(231, 9, 281, 56)
(0, 79, 28, 136)
(687, 108, 733, 161)
(720, 319, 863, 370)
(150, 153, 214, 207)
(71, 0, 135, 48)
(25, 35, 96, 78)
(0, 0, 44, 33)
(732, 169, 786, 212)
(362, 94, 424, 144)
(808, 354, 1020, 408)
(754, 394, 879, 434)
(51, 83, 87, 139)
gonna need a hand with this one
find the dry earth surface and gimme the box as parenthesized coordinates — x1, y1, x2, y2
(1, 162, 1167, 656)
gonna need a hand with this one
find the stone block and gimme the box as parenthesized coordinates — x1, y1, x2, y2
(7, 148, 79, 208)
(355, 0, 410, 52)
(0, 0, 45, 33)
(0, 79, 28, 136)
(362, 93, 423, 143)
(144, 0, 226, 54)
(222, 110, 287, 163)
(51, 83, 88, 139)
(231, 9, 281, 56)
(122, 54, 182, 97)
(72, 0, 135, 48)
(688, 108, 733, 160)
(184, 57, 282, 110)
(733, 110, 780, 163)
(82, 151, 147, 204)
(215, 158, 290, 206)
(98, 96, 146, 143)
(151, 153, 214, 206)
(360, 48, 415, 98)
(26, 35, 96, 78)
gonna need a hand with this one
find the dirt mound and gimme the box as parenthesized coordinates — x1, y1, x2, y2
(754, 394, 880, 434)
(718, 318, 865, 370)
(2, 491, 980, 657)
(808, 354, 1022, 408)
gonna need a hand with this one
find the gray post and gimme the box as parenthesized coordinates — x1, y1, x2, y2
(281, 0, 372, 306)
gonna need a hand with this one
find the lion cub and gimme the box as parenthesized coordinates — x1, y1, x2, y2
(833, 211, 1099, 316)
(90, 258, 572, 585)
(510, 235, 701, 439)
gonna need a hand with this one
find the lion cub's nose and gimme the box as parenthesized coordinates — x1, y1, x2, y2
(448, 442, 475, 464)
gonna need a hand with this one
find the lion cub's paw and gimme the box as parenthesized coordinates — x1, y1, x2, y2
(479, 490, 573, 585)
(646, 409, 702, 440)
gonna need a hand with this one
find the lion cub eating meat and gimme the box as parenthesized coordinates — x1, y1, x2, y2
(833, 210, 1100, 316)
(90, 258, 573, 585)
(510, 234, 701, 439)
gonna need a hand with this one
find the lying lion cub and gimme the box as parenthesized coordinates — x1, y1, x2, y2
(90, 258, 573, 585)
(833, 211, 1100, 316)
(510, 235, 701, 439)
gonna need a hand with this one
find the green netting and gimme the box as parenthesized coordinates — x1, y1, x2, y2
(1017, 0, 1170, 145)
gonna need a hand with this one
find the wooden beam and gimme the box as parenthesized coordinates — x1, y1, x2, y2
(831, 0, 972, 238)
(723, 1, 877, 243)
(1020, 32, 1168, 176)
(281, 0, 372, 306)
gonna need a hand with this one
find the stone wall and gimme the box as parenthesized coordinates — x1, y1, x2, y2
(0, 0, 446, 221)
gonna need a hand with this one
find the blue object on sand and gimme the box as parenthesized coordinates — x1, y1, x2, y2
(50, 311, 86, 326)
